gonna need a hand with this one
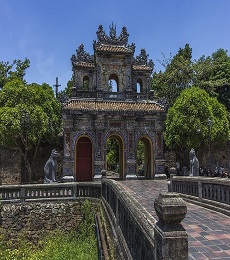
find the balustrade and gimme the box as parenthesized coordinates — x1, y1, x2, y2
(0, 182, 101, 203)
(102, 180, 155, 260)
(102, 179, 187, 260)
(0, 179, 188, 259)
(74, 90, 155, 102)
(171, 176, 230, 206)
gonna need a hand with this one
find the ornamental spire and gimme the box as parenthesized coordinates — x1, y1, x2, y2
(94, 24, 130, 46)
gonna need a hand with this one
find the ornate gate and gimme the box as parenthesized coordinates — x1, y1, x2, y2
(62, 24, 166, 181)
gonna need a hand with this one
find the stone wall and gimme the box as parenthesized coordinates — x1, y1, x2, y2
(0, 199, 99, 242)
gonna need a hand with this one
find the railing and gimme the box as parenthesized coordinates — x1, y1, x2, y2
(72, 89, 161, 103)
(0, 182, 101, 203)
(172, 180, 199, 197)
(102, 179, 156, 259)
(0, 180, 188, 259)
(102, 179, 188, 260)
(171, 176, 230, 207)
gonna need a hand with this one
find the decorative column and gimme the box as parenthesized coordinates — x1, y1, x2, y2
(154, 131, 166, 179)
(62, 131, 74, 182)
(154, 192, 188, 260)
(126, 132, 137, 179)
(62, 114, 75, 182)
(94, 131, 105, 181)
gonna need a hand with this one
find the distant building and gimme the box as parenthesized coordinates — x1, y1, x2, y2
(62, 24, 166, 181)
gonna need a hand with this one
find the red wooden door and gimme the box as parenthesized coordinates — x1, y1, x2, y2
(76, 137, 92, 181)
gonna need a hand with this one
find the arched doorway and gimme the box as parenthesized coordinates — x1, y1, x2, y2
(137, 136, 153, 179)
(75, 136, 93, 181)
(106, 134, 124, 179)
(83, 75, 89, 90)
(109, 74, 119, 92)
(136, 78, 143, 93)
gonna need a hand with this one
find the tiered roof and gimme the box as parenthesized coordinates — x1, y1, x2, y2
(71, 24, 154, 71)
(63, 100, 164, 114)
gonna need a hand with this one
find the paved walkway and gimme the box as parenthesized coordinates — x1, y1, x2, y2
(119, 180, 230, 260)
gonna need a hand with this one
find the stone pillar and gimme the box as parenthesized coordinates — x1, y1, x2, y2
(62, 159, 74, 182)
(154, 192, 188, 260)
(154, 160, 167, 179)
(125, 160, 137, 180)
(94, 169, 106, 181)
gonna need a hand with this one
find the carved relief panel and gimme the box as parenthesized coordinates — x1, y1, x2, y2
(64, 132, 71, 158)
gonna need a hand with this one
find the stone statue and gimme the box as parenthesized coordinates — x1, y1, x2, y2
(189, 148, 199, 176)
(44, 149, 58, 183)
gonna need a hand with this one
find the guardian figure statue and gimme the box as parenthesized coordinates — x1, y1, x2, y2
(189, 148, 199, 176)
(44, 149, 58, 183)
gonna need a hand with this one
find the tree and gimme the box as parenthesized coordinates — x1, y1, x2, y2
(0, 58, 30, 87)
(193, 49, 230, 112)
(0, 79, 61, 182)
(57, 77, 73, 105)
(152, 47, 230, 114)
(152, 44, 193, 107)
(164, 87, 229, 165)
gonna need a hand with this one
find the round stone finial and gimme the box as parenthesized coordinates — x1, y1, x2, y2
(154, 192, 187, 225)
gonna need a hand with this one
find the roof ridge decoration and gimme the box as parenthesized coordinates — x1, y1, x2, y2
(93, 23, 136, 53)
(134, 49, 154, 69)
(71, 44, 94, 65)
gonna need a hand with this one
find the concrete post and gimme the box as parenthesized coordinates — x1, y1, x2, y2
(154, 192, 188, 260)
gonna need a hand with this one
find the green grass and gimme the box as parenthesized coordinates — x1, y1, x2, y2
(0, 200, 98, 260)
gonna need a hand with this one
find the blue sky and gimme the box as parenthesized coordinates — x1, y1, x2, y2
(1, 0, 230, 91)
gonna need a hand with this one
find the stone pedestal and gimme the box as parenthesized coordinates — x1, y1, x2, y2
(62, 176, 74, 182)
(125, 161, 138, 180)
(154, 192, 188, 260)
(125, 174, 138, 180)
(62, 160, 74, 182)
(154, 160, 167, 179)
(93, 169, 106, 181)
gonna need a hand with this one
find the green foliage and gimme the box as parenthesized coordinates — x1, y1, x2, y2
(0, 79, 61, 150)
(106, 138, 145, 170)
(0, 59, 30, 87)
(193, 48, 230, 111)
(152, 44, 193, 106)
(137, 140, 144, 166)
(164, 87, 229, 160)
(153, 46, 230, 114)
(0, 230, 97, 260)
(0, 200, 98, 260)
(58, 77, 74, 100)
(106, 138, 119, 170)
